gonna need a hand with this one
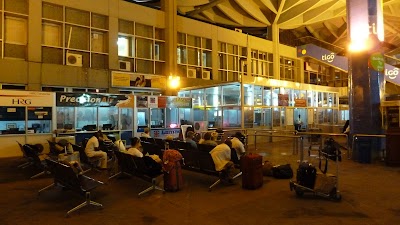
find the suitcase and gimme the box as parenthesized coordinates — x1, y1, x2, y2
(163, 150, 183, 192)
(241, 153, 263, 189)
(296, 162, 317, 189)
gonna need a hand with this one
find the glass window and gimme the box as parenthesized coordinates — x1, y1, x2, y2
(98, 107, 118, 130)
(27, 107, 52, 134)
(244, 107, 254, 128)
(272, 88, 279, 106)
(91, 31, 107, 53)
(0, 106, 26, 135)
(254, 108, 262, 127)
(166, 108, 179, 128)
(42, 23, 62, 47)
(263, 87, 272, 106)
(178, 91, 190, 97)
(137, 108, 148, 128)
(205, 87, 220, 107)
(5, 16, 27, 44)
(244, 84, 254, 106)
(192, 89, 204, 107)
(223, 107, 241, 128)
(177, 46, 187, 64)
(222, 84, 240, 106)
(136, 38, 152, 59)
(207, 107, 222, 128)
(56, 107, 75, 129)
(254, 86, 262, 106)
(179, 108, 192, 125)
(120, 108, 132, 130)
(193, 108, 205, 122)
(263, 108, 272, 128)
(272, 107, 280, 127)
(150, 108, 164, 128)
(76, 107, 97, 130)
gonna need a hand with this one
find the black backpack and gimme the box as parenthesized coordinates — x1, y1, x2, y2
(322, 138, 341, 161)
(272, 164, 293, 179)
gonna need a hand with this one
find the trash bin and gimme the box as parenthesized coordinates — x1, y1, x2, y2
(386, 132, 400, 166)
(353, 137, 372, 163)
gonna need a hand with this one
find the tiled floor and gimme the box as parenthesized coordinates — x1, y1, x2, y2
(1, 139, 399, 225)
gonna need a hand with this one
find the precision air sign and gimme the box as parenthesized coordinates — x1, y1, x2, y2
(56, 92, 129, 107)
(297, 44, 400, 85)
(0, 90, 54, 107)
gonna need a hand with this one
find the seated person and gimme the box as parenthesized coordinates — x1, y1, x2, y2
(231, 132, 246, 159)
(209, 140, 235, 184)
(198, 132, 218, 146)
(185, 131, 198, 150)
(126, 137, 144, 157)
(125, 137, 162, 175)
(141, 127, 152, 138)
(114, 139, 126, 151)
(84, 131, 108, 169)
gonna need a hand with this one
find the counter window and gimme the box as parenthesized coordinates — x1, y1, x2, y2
(57, 107, 75, 130)
(120, 108, 133, 130)
(27, 107, 52, 133)
(137, 108, 149, 128)
(166, 108, 179, 128)
(193, 107, 205, 122)
(98, 107, 118, 130)
(0, 106, 26, 134)
(77, 107, 97, 131)
(207, 107, 221, 128)
(222, 84, 240, 106)
(151, 108, 164, 128)
(223, 107, 241, 128)
(179, 108, 191, 125)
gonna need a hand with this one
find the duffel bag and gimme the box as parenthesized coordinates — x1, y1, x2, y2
(272, 164, 293, 179)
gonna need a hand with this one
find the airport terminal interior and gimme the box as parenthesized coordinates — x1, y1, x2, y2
(1, 0, 400, 224)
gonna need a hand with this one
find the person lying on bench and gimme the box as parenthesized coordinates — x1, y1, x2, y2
(210, 140, 235, 185)
(85, 130, 108, 170)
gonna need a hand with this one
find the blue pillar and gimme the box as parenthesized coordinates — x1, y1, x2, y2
(347, 0, 385, 162)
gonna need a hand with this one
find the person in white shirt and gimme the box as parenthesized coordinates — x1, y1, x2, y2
(84, 131, 108, 169)
(141, 127, 152, 138)
(210, 140, 235, 184)
(126, 137, 144, 158)
(231, 132, 246, 159)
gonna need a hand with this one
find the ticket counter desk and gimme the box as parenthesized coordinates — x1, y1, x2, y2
(55, 92, 134, 147)
(0, 90, 55, 158)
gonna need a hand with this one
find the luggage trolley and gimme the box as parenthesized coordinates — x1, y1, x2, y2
(289, 137, 342, 201)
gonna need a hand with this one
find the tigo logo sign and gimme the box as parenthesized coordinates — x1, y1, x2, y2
(385, 68, 399, 80)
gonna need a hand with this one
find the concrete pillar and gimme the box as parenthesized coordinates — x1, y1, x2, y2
(271, 23, 280, 80)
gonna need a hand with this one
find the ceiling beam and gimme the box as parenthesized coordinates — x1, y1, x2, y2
(305, 26, 321, 40)
(323, 22, 338, 38)
(186, 0, 228, 17)
(217, 1, 244, 25)
(273, 0, 286, 23)
(259, 0, 277, 14)
(234, 0, 271, 25)
(303, 1, 341, 23)
(279, 0, 320, 25)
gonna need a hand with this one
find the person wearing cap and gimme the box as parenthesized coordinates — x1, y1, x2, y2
(231, 132, 246, 159)
(84, 130, 108, 169)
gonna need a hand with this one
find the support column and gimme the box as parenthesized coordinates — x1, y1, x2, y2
(347, 0, 385, 162)
(271, 23, 280, 80)
(161, 0, 178, 96)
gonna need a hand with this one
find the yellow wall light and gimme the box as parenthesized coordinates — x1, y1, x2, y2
(168, 75, 180, 89)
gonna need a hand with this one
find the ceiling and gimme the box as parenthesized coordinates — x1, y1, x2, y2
(128, 0, 400, 56)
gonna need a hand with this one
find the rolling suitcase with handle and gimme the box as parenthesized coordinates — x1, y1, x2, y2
(163, 149, 183, 192)
(241, 153, 263, 189)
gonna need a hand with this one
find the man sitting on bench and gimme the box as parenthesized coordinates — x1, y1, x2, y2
(85, 131, 108, 170)
(210, 140, 235, 185)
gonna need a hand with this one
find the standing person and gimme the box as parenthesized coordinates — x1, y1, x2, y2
(231, 132, 246, 159)
(85, 131, 108, 170)
(210, 140, 235, 184)
(295, 114, 303, 131)
(342, 120, 350, 134)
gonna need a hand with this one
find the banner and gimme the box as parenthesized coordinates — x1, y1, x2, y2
(56, 92, 133, 107)
(158, 96, 192, 108)
(0, 90, 54, 107)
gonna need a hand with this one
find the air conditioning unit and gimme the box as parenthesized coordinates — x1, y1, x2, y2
(187, 68, 197, 78)
(202, 71, 211, 80)
(66, 53, 82, 67)
(119, 60, 131, 71)
(194, 121, 208, 133)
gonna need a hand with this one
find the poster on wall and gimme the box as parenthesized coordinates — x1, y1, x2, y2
(148, 96, 158, 108)
(0, 90, 54, 107)
(278, 94, 289, 106)
(294, 99, 307, 107)
(158, 96, 192, 108)
(136, 96, 148, 108)
(111, 71, 152, 88)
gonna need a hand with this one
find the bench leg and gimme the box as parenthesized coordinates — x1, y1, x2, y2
(232, 171, 242, 180)
(38, 183, 54, 194)
(18, 161, 31, 168)
(138, 179, 164, 196)
(209, 179, 221, 191)
(66, 192, 102, 217)
(30, 171, 46, 179)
